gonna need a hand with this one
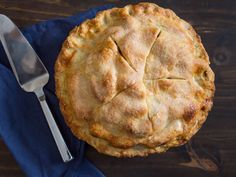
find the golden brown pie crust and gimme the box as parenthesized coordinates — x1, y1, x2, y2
(55, 2, 215, 157)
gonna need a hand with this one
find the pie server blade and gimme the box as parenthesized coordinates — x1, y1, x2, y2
(0, 14, 73, 162)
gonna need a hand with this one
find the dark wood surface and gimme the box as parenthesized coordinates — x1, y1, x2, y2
(0, 0, 235, 177)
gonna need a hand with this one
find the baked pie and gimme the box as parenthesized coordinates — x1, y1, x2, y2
(55, 2, 215, 157)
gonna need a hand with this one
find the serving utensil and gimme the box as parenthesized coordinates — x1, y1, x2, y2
(0, 14, 73, 162)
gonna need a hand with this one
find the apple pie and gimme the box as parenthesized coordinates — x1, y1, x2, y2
(55, 2, 215, 157)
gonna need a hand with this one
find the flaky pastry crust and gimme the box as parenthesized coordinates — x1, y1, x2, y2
(55, 2, 215, 157)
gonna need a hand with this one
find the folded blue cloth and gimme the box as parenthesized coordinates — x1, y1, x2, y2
(0, 5, 113, 177)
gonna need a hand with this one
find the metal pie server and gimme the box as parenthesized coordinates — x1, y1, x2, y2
(0, 14, 73, 162)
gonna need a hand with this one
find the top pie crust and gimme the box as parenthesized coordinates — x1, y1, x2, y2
(55, 2, 215, 157)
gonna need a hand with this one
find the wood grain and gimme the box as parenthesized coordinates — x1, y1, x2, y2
(0, 0, 236, 177)
(0, 141, 25, 177)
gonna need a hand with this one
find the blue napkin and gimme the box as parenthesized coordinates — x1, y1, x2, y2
(0, 5, 113, 177)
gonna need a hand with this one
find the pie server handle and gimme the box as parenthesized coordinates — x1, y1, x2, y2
(35, 88, 73, 162)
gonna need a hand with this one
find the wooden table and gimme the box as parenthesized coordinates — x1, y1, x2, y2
(0, 0, 235, 177)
